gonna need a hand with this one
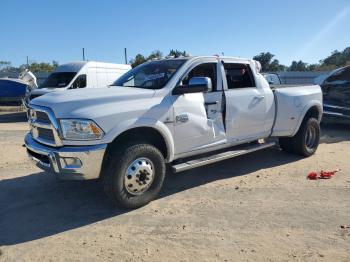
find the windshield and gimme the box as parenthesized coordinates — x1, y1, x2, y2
(40, 72, 77, 88)
(112, 59, 186, 89)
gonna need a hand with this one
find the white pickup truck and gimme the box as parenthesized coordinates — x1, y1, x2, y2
(25, 56, 323, 208)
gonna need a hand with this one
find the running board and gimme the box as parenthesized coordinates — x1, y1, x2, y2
(171, 141, 276, 173)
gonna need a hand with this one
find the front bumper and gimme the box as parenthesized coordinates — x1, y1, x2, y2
(24, 133, 107, 180)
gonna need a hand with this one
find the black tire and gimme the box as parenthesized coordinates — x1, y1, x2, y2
(102, 142, 166, 209)
(279, 117, 320, 157)
(293, 117, 320, 156)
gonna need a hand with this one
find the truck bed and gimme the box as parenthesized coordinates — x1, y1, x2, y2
(271, 84, 322, 137)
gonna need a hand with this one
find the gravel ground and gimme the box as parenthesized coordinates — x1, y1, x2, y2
(0, 111, 349, 262)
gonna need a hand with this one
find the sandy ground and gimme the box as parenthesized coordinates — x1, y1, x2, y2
(0, 111, 349, 262)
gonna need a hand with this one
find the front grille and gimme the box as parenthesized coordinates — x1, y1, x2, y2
(29, 106, 61, 147)
(36, 111, 50, 123)
(37, 127, 55, 141)
(27, 149, 50, 164)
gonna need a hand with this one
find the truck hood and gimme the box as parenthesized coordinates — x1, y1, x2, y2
(31, 88, 66, 95)
(30, 87, 156, 119)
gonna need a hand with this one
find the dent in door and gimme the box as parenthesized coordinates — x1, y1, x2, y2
(173, 93, 214, 153)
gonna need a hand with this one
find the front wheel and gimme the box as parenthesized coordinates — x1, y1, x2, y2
(279, 117, 320, 157)
(102, 143, 166, 209)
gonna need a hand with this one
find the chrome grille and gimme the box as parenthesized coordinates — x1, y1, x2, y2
(28, 105, 62, 147)
(36, 111, 50, 123)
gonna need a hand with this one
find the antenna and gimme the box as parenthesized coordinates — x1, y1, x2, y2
(82, 48, 85, 61)
(124, 48, 128, 64)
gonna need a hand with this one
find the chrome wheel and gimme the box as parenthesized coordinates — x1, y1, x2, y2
(305, 124, 317, 150)
(124, 158, 154, 195)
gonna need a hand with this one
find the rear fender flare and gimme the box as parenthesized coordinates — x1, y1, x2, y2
(291, 101, 323, 136)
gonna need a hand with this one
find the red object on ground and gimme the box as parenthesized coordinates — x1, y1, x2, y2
(307, 170, 339, 180)
(307, 172, 318, 180)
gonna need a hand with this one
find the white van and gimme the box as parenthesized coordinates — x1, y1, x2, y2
(27, 61, 131, 101)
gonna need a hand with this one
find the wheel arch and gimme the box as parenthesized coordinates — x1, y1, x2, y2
(104, 119, 175, 163)
(292, 102, 323, 136)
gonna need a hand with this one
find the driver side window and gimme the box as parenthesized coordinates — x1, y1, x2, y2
(181, 63, 217, 92)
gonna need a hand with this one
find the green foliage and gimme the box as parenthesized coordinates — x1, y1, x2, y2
(130, 54, 147, 68)
(26, 61, 59, 72)
(316, 47, 350, 71)
(168, 49, 189, 58)
(289, 61, 308, 71)
(0, 61, 59, 76)
(129, 49, 189, 68)
(0, 61, 11, 69)
(147, 50, 163, 60)
(252, 52, 286, 72)
(129, 50, 163, 68)
(253, 47, 350, 72)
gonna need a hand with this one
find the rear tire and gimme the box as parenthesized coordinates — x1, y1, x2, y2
(102, 142, 166, 209)
(279, 117, 320, 157)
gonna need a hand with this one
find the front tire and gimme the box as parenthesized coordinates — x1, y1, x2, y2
(102, 143, 166, 209)
(279, 117, 320, 157)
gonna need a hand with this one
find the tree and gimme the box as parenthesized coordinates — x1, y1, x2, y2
(26, 62, 58, 72)
(130, 54, 146, 68)
(307, 64, 319, 71)
(289, 60, 308, 71)
(129, 49, 189, 68)
(0, 61, 11, 69)
(252, 52, 286, 72)
(167, 49, 189, 58)
(318, 47, 350, 70)
(147, 50, 163, 60)
(52, 60, 59, 68)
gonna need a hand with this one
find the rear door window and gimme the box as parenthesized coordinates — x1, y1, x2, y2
(223, 63, 256, 89)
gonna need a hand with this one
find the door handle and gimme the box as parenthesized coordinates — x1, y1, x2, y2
(254, 95, 265, 100)
(205, 101, 219, 106)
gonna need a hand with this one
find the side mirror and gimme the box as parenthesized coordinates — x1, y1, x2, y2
(173, 77, 212, 95)
(268, 80, 274, 85)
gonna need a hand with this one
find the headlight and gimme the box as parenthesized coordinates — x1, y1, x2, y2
(60, 119, 104, 140)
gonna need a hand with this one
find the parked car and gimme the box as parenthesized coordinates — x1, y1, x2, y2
(320, 66, 350, 119)
(25, 56, 322, 208)
(262, 73, 282, 85)
(25, 61, 131, 104)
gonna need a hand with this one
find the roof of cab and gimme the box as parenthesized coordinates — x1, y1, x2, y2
(151, 55, 255, 64)
(54, 61, 131, 73)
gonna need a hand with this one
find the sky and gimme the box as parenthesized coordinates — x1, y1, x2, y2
(1, 0, 350, 66)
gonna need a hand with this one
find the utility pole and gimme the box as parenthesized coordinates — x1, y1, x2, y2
(82, 48, 85, 61)
(124, 48, 128, 64)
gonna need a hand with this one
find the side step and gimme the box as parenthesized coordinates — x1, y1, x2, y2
(171, 141, 276, 173)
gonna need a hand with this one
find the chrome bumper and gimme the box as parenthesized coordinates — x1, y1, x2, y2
(24, 133, 107, 180)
